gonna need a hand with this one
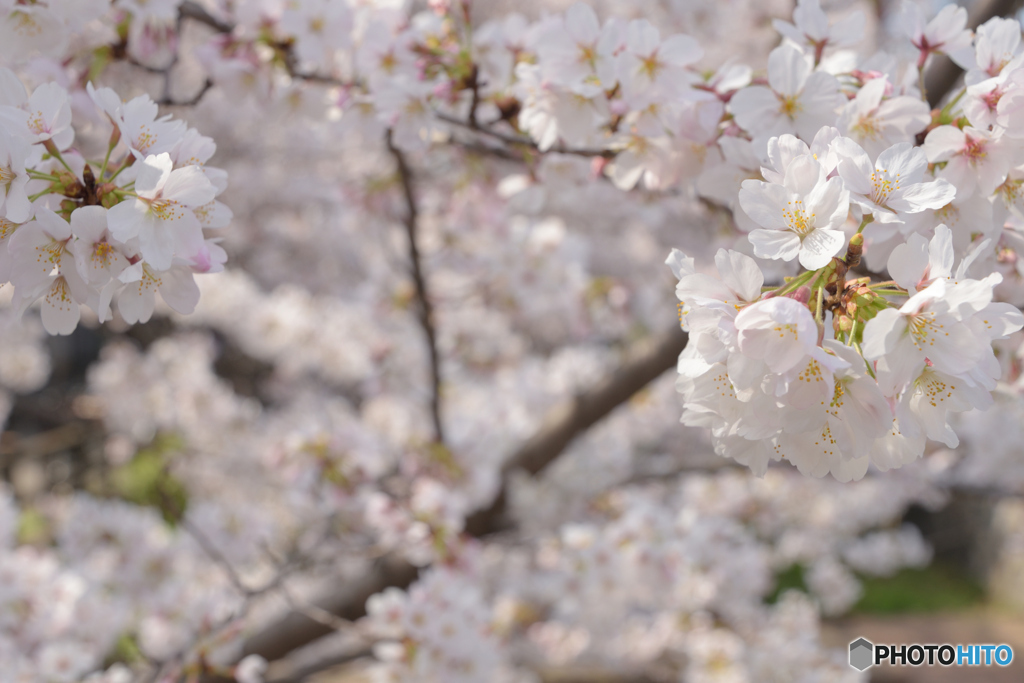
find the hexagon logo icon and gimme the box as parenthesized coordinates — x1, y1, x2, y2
(849, 638, 874, 671)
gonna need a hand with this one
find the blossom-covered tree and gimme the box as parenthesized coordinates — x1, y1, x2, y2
(1, 1, 1024, 682)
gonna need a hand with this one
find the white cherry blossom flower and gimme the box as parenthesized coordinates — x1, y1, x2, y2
(837, 77, 931, 158)
(87, 85, 187, 159)
(739, 153, 849, 269)
(733, 297, 818, 375)
(862, 279, 986, 393)
(760, 128, 841, 185)
(887, 224, 954, 294)
(960, 16, 1022, 82)
(772, 0, 865, 62)
(0, 5, 68, 61)
(538, 3, 620, 90)
(69, 206, 129, 287)
(835, 139, 955, 225)
(901, 3, 973, 69)
(280, 0, 353, 71)
(107, 153, 214, 270)
(730, 42, 843, 140)
(903, 365, 991, 448)
(616, 19, 702, 109)
(779, 341, 891, 480)
(117, 261, 200, 324)
(923, 125, 1013, 199)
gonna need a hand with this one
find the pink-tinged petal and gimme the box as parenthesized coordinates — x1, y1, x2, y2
(564, 3, 600, 44)
(976, 154, 1010, 196)
(798, 71, 842, 107)
(830, 454, 870, 483)
(975, 302, 1024, 338)
(625, 19, 660, 55)
(930, 224, 954, 278)
(86, 82, 122, 122)
(875, 96, 931, 137)
(0, 67, 27, 107)
(161, 166, 216, 207)
(793, 0, 830, 41)
(748, 228, 801, 261)
(738, 180, 790, 230)
(852, 76, 887, 115)
(4, 189, 33, 224)
(887, 178, 955, 213)
(107, 200, 144, 242)
(118, 284, 156, 324)
(833, 137, 876, 195)
(659, 34, 702, 67)
(861, 308, 903, 359)
(782, 154, 825, 196)
(158, 266, 200, 314)
(767, 43, 811, 96)
(69, 205, 108, 242)
(766, 134, 810, 177)
(798, 228, 844, 269)
(34, 207, 70, 241)
(666, 248, 696, 279)
(134, 153, 173, 195)
(805, 176, 849, 229)
(40, 277, 80, 336)
(921, 317, 983, 377)
(715, 249, 764, 302)
(771, 19, 802, 46)
(729, 86, 778, 133)
(923, 125, 964, 162)
(887, 233, 929, 291)
(736, 297, 817, 374)
(138, 217, 179, 271)
(677, 273, 736, 306)
(876, 143, 927, 180)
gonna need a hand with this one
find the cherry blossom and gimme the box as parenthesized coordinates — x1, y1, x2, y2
(730, 42, 843, 140)
(739, 152, 849, 269)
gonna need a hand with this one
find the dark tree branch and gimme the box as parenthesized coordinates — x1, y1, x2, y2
(234, 327, 689, 664)
(157, 78, 214, 107)
(239, 554, 419, 663)
(265, 647, 374, 683)
(465, 326, 689, 535)
(386, 131, 446, 446)
(179, 0, 234, 34)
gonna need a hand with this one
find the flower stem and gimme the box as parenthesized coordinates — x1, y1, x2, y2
(774, 269, 816, 297)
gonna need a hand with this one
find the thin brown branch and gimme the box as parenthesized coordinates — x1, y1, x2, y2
(386, 130, 446, 445)
(157, 78, 214, 107)
(180, 518, 257, 597)
(436, 111, 616, 159)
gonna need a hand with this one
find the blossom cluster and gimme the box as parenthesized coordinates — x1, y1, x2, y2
(2, 1, 1024, 682)
(659, 1, 1024, 481)
(0, 70, 229, 335)
(159, 0, 1024, 479)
